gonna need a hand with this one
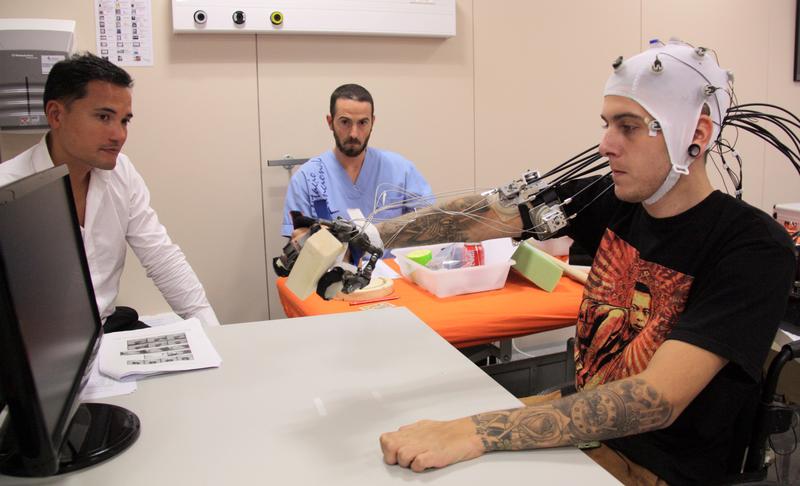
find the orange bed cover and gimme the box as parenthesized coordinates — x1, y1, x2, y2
(276, 260, 584, 348)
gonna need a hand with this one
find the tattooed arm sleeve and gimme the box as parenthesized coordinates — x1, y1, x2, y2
(473, 377, 672, 451)
(376, 194, 523, 249)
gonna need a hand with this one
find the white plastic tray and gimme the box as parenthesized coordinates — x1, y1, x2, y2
(392, 242, 514, 298)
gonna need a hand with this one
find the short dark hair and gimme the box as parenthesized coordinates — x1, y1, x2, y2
(633, 281, 651, 295)
(329, 83, 374, 116)
(43, 52, 133, 108)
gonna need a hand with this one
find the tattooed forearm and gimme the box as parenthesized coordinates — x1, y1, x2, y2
(376, 194, 522, 248)
(471, 378, 672, 451)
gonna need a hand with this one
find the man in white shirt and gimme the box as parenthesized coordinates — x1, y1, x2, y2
(0, 53, 219, 331)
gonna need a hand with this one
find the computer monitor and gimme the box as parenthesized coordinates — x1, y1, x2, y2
(0, 165, 139, 477)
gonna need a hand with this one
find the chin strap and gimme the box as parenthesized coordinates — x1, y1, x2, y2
(644, 168, 681, 205)
(644, 153, 694, 205)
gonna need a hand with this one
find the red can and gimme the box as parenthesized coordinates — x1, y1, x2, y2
(463, 242, 485, 267)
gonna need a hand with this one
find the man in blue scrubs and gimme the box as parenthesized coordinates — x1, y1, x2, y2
(281, 84, 433, 236)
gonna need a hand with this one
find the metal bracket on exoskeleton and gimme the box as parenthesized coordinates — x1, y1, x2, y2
(274, 211, 384, 300)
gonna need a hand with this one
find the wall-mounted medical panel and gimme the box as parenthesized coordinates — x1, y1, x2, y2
(0, 19, 75, 131)
(171, 0, 455, 37)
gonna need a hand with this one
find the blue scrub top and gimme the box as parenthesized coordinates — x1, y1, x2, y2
(281, 147, 433, 236)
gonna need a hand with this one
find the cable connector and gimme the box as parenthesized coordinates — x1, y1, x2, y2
(651, 56, 663, 73)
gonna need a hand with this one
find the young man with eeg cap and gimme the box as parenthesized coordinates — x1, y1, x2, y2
(377, 39, 797, 485)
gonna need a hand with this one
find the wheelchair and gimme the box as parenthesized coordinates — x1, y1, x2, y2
(534, 337, 800, 485)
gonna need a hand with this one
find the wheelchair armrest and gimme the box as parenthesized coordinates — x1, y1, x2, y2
(741, 339, 800, 476)
(784, 340, 800, 359)
(763, 340, 800, 403)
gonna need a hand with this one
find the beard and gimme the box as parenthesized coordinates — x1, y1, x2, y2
(334, 130, 371, 157)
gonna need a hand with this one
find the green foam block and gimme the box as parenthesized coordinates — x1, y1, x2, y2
(511, 241, 563, 292)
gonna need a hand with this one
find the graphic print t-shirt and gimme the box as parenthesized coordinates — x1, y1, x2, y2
(575, 229, 693, 389)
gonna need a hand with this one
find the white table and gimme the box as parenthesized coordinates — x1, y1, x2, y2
(2, 307, 618, 485)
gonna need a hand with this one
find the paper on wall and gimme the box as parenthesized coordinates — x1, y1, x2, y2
(94, 0, 154, 66)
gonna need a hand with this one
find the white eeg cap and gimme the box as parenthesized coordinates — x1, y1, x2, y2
(604, 38, 733, 204)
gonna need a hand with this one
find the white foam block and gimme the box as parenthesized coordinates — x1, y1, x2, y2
(286, 228, 347, 300)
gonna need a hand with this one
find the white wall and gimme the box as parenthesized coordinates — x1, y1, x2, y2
(473, 1, 640, 189)
(1, 0, 798, 323)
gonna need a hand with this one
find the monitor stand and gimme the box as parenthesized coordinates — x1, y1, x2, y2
(0, 403, 139, 477)
(57, 403, 140, 475)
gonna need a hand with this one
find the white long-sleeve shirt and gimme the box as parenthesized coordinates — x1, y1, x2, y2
(0, 136, 220, 326)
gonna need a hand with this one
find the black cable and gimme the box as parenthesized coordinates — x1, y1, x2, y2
(541, 144, 601, 179)
(726, 112, 800, 150)
(727, 110, 800, 132)
(543, 147, 608, 186)
(727, 116, 800, 158)
(723, 104, 800, 174)
(731, 103, 800, 126)
(565, 180, 615, 220)
(710, 151, 732, 195)
(558, 160, 609, 183)
(551, 158, 606, 185)
(724, 120, 800, 172)
(711, 140, 743, 197)
(727, 118, 800, 156)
